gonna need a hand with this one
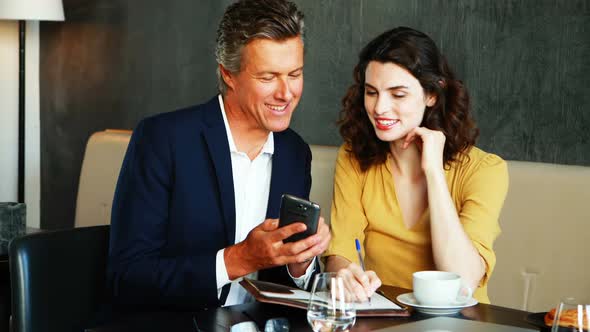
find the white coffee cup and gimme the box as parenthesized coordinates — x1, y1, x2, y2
(412, 271, 473, 306)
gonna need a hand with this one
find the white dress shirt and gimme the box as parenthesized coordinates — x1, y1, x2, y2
(214, 95, 315, 306)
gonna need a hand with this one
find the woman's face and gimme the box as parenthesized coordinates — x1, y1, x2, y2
(363, 61, 436, 143)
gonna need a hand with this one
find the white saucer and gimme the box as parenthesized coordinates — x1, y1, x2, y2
(396, 292, 478, 315)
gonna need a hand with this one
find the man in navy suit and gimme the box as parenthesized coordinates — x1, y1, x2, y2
(108, 0, 331, 311)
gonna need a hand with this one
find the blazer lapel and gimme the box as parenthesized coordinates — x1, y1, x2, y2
(202, 98, 236, 246)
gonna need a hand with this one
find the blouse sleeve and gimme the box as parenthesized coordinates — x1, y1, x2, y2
(459, 153, 509, 287)
(323, 145, 369, 264)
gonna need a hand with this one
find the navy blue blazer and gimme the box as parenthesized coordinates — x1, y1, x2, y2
(108, 96, 313, 311)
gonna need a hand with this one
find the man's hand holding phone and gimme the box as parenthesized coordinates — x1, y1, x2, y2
(224, 196, 331, 280)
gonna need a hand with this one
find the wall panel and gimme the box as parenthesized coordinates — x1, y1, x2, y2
(40, 0, 589, 229)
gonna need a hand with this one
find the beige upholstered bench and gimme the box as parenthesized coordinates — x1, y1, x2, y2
(490, 161, 590, 311)
(74, 130, 132, 228)
(75, 130, 590, 312)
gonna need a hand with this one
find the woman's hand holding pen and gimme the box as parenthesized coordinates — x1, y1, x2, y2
(337, 262, 382, 303)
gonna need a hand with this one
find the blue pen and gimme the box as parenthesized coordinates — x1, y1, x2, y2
(355, 238, 365, 271)
(355, 238, 371, 303)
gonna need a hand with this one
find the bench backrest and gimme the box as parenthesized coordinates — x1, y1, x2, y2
(75, 131, 590, 311)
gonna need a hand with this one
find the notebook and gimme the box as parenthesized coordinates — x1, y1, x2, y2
(239, 278, 410, 317)
(373, 316, 537, 332)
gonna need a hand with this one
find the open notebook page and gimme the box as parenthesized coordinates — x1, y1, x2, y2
(259, 290, 402, 310)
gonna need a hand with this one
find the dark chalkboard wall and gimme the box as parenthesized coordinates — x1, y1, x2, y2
(40, 0, 589, 229)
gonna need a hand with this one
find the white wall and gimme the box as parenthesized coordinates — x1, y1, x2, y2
(0, 22, 19, 203)
(0, 20, 41, 228)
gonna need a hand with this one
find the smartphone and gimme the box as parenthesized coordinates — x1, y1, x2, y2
(278, 194, 321, 243)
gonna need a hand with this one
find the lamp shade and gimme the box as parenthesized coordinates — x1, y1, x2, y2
(0, 0, 64, 21)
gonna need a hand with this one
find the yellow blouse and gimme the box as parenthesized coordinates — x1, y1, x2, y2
(324, 145, 509, 303)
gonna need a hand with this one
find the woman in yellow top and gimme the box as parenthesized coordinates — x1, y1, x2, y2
(324, 27, 508, 304)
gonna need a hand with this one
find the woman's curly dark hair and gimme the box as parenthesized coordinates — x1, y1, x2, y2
(339, 27, 479, 172)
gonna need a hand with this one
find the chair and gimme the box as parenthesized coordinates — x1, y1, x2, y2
(9, 225, 110, 332)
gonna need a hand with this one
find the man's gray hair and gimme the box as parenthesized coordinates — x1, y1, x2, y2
(215, 0, 305, 94)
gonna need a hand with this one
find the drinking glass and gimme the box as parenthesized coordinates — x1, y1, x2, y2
(307, 272, 356, 332)
(551, 297, 589, 332)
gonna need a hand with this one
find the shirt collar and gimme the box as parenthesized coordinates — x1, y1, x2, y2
(218, 94, 274, 155)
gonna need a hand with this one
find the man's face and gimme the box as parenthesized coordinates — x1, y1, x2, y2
(223, 37, 304, 133)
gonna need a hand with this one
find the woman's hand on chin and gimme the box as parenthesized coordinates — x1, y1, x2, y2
(403, 127, 445, 175)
